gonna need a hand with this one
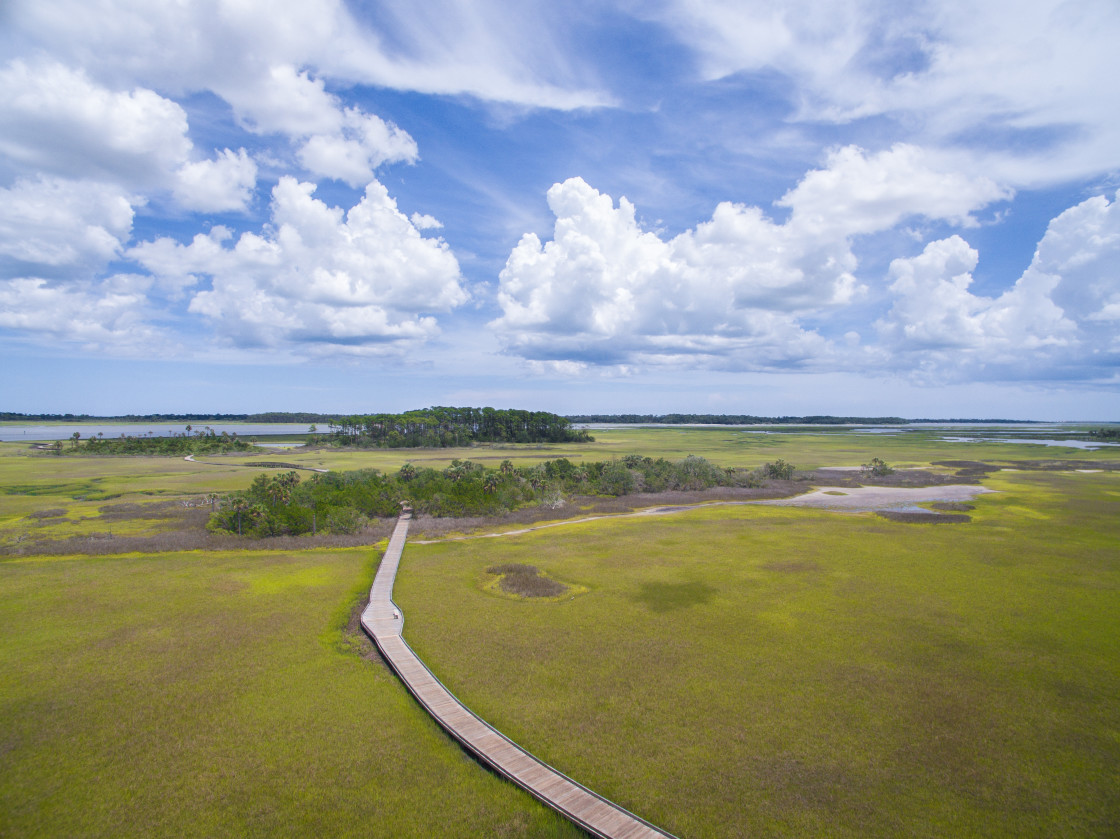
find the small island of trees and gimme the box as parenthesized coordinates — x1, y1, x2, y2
(61, 426, 256, 455)
(324, 407, 592, 448)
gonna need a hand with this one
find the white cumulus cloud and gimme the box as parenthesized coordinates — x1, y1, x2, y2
(0, 176, 135, 277)
(0, 59, 191, 186)
(173, 148, 258, 213)
(132, 176, 468, 354)
(878, 190, 1120, 379)
(219, 64, 419, 186)
(296, 107, 419, 187)
(493, 146, 1010, 370)
(0, 274, 163, 352)
(777, 144, 1012, 237)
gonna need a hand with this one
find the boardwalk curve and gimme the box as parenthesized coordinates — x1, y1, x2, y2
(361, 513, 677, 839)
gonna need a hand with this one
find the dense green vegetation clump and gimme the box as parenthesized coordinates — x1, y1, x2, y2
(326, 406, 592, 448)
(61, 427, 256, 455)
(207, 454, 771, 537)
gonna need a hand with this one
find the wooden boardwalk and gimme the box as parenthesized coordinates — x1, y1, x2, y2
(361, 513, 676, 839)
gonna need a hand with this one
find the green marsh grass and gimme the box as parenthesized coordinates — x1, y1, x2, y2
(395, 470, 1120, 838)
(0, 546, 583, 837)
(3, 428, 1119, 837)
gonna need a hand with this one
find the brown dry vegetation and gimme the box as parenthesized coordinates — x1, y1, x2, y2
(486, 563, 569, 598)
(804, 467, 978, 487)
(875, 510, 971, 523)
(24, 507, 66, 519)
(930, 501, 975, 512)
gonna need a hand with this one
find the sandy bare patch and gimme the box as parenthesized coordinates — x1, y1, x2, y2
(409, 484, 999, 544)
(759, 484, 995, 511)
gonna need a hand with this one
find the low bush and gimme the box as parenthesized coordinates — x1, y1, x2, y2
(861, 457, 894, 477)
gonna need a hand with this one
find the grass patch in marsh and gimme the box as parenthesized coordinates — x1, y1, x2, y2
(0, 547, 584, 838)
(395, 470, 1120, 839)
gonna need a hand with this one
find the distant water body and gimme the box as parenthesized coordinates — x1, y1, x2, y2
(574, 422, 1119, 451)
(0, 423, 312, 442)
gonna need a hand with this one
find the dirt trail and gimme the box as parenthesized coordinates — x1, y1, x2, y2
(759, 484, 995, 511)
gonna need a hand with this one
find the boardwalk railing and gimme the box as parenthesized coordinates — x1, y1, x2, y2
(361, 513, 678, 839)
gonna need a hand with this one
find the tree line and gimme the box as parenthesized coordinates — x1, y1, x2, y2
(566, 413, 910, 425)
(3, 411, 336, 423)
(206, 454, 792, 537)
(1088, 427, 1120, 440)
(326, 407, 592, 448)
(58, 427, 256, 455)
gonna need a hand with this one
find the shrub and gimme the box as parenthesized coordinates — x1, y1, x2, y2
(862, 457, 894, 477)
(599, 462, 636, 496)
(325, 507, 368, 535)
(675, 455, 725, 490)
(763, 459, 795, 480)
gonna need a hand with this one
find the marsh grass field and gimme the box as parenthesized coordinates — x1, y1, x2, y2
(0, 545, 581, 837)
(395, 468, 1120, 838)
(1, 426, 1118, 837)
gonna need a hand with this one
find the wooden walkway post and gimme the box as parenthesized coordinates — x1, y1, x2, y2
(361, 513, 677, 839)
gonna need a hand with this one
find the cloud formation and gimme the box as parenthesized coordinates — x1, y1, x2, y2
(173, 149, 258, 213)
(0, 60, 190, 186)
(0, 0, 1116, 413)
(6, 0, 610, 113)
(493, 146, 1010, 370)
(879, 191, 1120, 379)
(0, 176, 134, 277)
(640, 0, 1120, 186)
(0, 274, 161, 352)
(132, 177, 467, 355)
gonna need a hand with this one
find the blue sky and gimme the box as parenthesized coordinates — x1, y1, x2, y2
(1, 0, 1118, 419)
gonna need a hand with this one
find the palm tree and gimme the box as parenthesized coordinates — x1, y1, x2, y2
(266, 482, 289, 506)
(483, 473, 500, 494)
(230, 496, 252, 536)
